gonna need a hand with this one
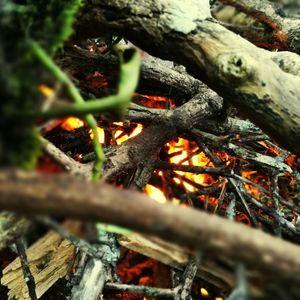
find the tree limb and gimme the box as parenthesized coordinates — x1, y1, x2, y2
(76, 0, 300, 155)
(1, 170, 300, 296)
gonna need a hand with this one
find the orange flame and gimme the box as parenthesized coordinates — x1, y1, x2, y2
(61, 117, 84, 131)
(114, 123, 143, 145)
(38, 84, 54, 97)
(145, 184, 167, 204)
(166, 138, 216, 192)
(89, 127, 105, 144)
(200, 288, 209, 297)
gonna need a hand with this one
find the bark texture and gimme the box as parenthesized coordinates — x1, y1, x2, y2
(76, 0, 300, 155)
(1, 170, 300, 296)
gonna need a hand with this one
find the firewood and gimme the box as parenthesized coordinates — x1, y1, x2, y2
(1, 220, 78, 299)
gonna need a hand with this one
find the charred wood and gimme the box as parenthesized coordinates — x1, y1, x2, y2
(1, 170, 300, 297)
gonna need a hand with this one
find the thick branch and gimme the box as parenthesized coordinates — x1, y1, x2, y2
(217, 0, 300, 53)
(76, 0, 300, 155)
(1, 170, 300, 296)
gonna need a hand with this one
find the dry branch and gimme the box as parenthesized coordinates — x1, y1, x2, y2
(0, 212, 31, 251)
(76, 0, 300, 155)
(1, 220, 77, 299)
(1, 170, 300, 296)
(119, 234, 233, 295)
(217, 0, 300, 53)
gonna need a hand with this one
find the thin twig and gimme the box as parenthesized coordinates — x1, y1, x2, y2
(105, 282, 175, 298)
(229, 178, 258, 227)
(155, 160, 228, 176)
(34, 216, 105, 259)
(15, 238, 38, 300)
(175, 254, 201, 300)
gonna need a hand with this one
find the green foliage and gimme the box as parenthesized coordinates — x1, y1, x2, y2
(0, 0, 82, 169)
(28, 0, 83, 54)
(27, 42, 140, 179)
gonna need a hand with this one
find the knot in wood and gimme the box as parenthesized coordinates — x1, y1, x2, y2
(218, 54, 249, 83)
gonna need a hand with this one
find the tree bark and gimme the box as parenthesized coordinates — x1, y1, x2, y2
(1, 170, 300, 296)
(76, 0, 300, 155)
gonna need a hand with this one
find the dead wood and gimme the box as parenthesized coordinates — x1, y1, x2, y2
(76, 0, 300, 155)
(0, 212, 31, 251)
(119, 234, 234, 295)
(59, 46, 203, 103)
(1, 220, 77, 299)
(71, 256, 105, 300)
(1, 170, 300, 296)
(103, 91, 223, 181)
(216, 0, 300, 53)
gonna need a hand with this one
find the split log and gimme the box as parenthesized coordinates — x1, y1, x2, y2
(1, 170, 300, 297)
(76, 0, 300, 155)
(1, 220, 77, 299)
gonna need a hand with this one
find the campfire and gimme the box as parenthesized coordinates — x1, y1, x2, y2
(31, 44, 299, 299)
(2, 0, 300, 299)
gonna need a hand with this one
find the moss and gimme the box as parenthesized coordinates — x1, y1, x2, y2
(0, 0, 82, 169)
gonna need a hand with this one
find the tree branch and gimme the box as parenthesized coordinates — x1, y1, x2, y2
(76, 0, 300, 155)
(1, 170, 300, 296)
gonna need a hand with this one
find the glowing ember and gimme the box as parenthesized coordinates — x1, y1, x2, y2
(83, 71, 108, 89)
(137, 94, 175, 109)
(257, 141, 281, 156)
(242, 170, 269, 200)
(166, 138, 217, 192)
(285, 154, 298, 167)
(145, 184, 167, 204)
(61, 117, 84, 131)
(38, 84, 54, 97)
(115, 123, 143, 145)
(200, 287, 209, 297)
(89, 127, 105, 144)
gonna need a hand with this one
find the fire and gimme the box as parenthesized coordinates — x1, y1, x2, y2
(137, 94, 175, 109)
(145, 184, 167, 204)
(166, 138, 217, 192)
(200, 288, 209, 296)
(257, 141, 281, 156)
(38, 84, 54, 97)
(114, 123, 143, 145)
(89, 127, 105, 144)
(61, 117, 84, 131)
(242, 170, 269, 200)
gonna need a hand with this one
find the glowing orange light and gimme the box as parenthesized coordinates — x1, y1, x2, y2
(257, 141, 280, 155)
(173, 177, 181, 184)
(145, 184, 167, 204)
(215, 297, 223, 300)
(242, 170, 267, 200)
(115, 124, 143, 145)
(137, 94, 176, 109)
(89, 127, 105, 144)
(166, 138, 216, 192)
(38, 84, 54, 97)
(285, 154, 298, 167)
(61, 117, 84, 131)
(242, 170, 257, 177)
(200, 287, 209, 297)
(113, 122, 124, 126)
